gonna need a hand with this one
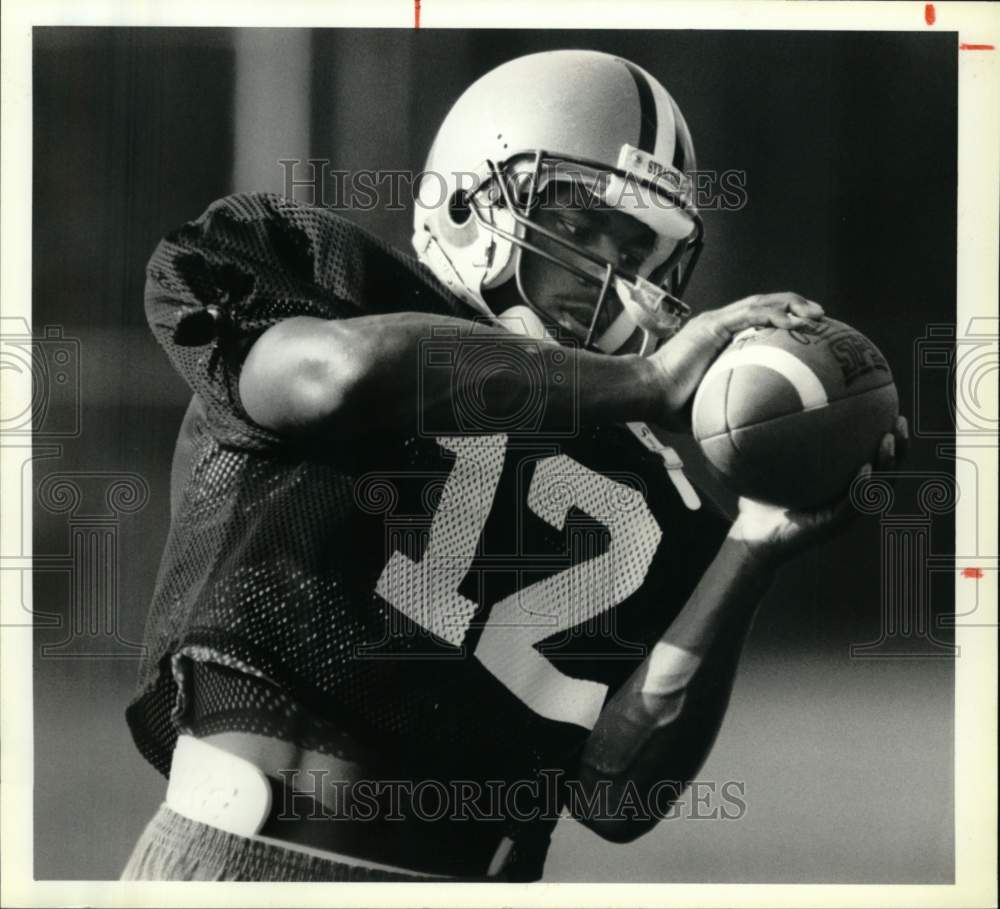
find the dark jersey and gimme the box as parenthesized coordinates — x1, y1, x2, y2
(127, 192, 726, 871)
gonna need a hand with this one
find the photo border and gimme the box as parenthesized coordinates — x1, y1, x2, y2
(2, 1, 996, 907)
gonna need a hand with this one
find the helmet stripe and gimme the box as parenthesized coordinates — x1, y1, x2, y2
(669, 98, 690, 172)
(623, 61, 658, 153)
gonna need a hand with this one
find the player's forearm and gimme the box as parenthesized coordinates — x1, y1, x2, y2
(239, 313, 665, 437)
(575, 536, 774, 842)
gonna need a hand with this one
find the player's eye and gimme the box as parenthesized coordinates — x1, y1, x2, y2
(619, 251, 643, 272)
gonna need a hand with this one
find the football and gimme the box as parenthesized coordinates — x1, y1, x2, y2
(691, 318, 898, 508)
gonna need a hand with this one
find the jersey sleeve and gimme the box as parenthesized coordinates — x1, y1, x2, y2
(145, 192, 446, 450)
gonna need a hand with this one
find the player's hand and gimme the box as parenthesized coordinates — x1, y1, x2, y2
(729, 415, 909, 566)
(649, 292, 825, 429)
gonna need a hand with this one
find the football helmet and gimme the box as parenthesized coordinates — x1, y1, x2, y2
(413, 50, 703, 356)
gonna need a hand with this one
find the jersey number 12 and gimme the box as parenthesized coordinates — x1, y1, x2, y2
(375, 435, 662, 729)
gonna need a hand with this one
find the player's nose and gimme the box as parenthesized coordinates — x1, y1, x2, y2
(591, 233, 622, 262)
(574, 235, 624, 284)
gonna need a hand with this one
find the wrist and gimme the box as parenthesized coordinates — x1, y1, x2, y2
(723, 526, 783, 579)
(625, 353, 671, 425)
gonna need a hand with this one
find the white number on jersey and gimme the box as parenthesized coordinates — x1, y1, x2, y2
(374, 435, 662, 729)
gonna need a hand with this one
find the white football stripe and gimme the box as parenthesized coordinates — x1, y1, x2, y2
(698, 345, 829, 411)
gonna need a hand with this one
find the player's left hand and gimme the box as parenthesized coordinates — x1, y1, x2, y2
(729, 415, 908, 565)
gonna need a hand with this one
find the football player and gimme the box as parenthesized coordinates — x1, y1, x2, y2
(123, 50, 906, 882)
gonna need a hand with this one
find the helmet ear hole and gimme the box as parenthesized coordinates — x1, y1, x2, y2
(448, 191, 472, 226)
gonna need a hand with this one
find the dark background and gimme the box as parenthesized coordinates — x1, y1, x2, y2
(32, 28, 956, 881)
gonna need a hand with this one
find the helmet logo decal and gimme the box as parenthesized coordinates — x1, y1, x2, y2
(616, 144, 689, 198)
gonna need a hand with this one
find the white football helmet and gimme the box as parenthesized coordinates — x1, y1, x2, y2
(413, 49, 703, 356)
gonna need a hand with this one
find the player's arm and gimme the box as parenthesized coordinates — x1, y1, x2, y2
(238, 294, 825, 438)
(239, 313, 662, 437)
(574, 422, 907, 843)
(573, 528, 775, 843)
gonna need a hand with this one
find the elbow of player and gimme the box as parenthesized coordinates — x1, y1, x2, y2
(284, 366, 357, 433)
(579, 813, 655, 844)
(570, 766, 662, 844)
(240, 318, 367, 435)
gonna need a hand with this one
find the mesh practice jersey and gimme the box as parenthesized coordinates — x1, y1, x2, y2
(127, 191, 726, 817)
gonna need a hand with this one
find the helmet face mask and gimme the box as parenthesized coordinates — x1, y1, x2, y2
(468, 153, 703, 354)
(413, 50, 704, 356)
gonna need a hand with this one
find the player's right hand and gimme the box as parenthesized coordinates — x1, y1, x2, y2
(648, 292, 826, 429)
